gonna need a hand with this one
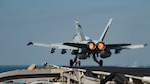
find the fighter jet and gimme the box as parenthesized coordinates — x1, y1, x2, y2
(27, 18, 147, 66)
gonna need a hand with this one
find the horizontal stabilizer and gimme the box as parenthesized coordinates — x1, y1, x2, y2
(106, 44, 131, 49)
(63, 43, 86, 48)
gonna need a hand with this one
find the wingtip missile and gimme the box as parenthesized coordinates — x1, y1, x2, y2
(27, 41, 33, 46)
(144, 43, 148, 46)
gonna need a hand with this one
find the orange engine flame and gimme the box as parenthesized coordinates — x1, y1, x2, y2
(97, 42, 106, 50)
(88, 42, 96, 50)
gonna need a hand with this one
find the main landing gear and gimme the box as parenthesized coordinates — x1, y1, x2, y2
(70, 55, 81, 66)
(69, 54, 103, 67)
(92, 54, 103, 66)
(70, 59, 81, 66)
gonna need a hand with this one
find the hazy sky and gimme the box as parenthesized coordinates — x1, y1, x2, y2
(0, 0, 150, 66)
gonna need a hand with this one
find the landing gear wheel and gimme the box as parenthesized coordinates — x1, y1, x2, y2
(99, 60, 103, 66)
(70, 59, 74, 67)
(78, 61, 81, 66)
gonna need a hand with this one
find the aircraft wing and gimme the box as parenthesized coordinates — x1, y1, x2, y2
(63, 42, 147, 51)
(27, 42, 78, 50)
(106, 43, 147, 50)
(106, 43, 147, 54)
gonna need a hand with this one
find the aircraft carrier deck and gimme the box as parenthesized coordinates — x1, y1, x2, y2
(70, 66, 150, 77)
(0, 64, 150, 84)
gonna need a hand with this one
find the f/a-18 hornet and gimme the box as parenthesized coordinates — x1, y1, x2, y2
(27, 18, 147, 66)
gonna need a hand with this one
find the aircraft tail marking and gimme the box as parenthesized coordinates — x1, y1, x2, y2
(74, 18, 86, 41)
(99, 18, 113, 41)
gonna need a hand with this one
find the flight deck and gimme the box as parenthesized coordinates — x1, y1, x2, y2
(0, 64, 150, 84)
(70, 66, 150, 77)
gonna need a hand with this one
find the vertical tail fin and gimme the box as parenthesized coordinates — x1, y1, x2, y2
(99, 18, 113, 41)
(74, 18, 86, 41)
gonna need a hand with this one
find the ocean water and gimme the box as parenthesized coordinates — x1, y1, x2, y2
(0, 65, 45, 73)
(0, 65, 29, 73)
(0, 65, 63, 73)
(0, 65, 46, 83)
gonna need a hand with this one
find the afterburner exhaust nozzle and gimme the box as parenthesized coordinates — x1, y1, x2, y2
(87, 42, 96, 50)
(97, 42, 106, 50)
